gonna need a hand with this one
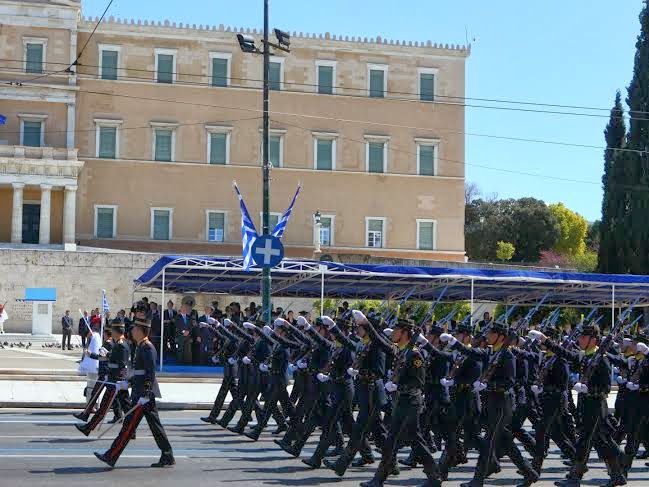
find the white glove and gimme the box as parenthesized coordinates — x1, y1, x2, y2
(385, 381, 398, 393)
(223, 319, 233, 327)
(288, 363, 297, 373)
(262, 325, 273, 337)
(259, 363, 269, 372)
(347, 367, 359, 378)
(440, 378, 455, 387)
(273, 318, 288, 328)
(518, 337, 527, 347)
(211, 355, 219, 364)
(207, 316, 218, 325)
(573, 382, 588, 394)
(416, 333, 428, 346)
(297, 316, 309, 328)
(227, 357, 237, 365)
(317, 373, 330, 383)
(352, 310, 368, 325)
(569, 373, 580, 383)
(383, 328, 394, 337)
(243, 321, 256, 331)
(531, 384, 543, 395)
(439, 333, 457, 346)
(623, 338, 633, 347)
(137, 397, 150, 407)
(242, 356, 252, 365)
(616, 376, 627, 385)
(116, 380, 129, 391)
(626, 381, 640, 391)
(472, 380, 487, 392)
(528, 330, 545, 341)
(297, 359, 308, 369)
(613, 366, 620, 375)
(321, 316, 335, 329)
(387, 369, 393, 379)
(98, 347, 108, 357)
(637, 342, 649, 355)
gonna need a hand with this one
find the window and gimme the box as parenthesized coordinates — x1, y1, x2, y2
(269, 56, 284, 91)
(416, 139, 439, 176)
(151, 208, 173, 240)
(22, 121, 42, 147)
(318, 216, 334, 246)
(94, 119, 122, 159)
(155, 48, 177, 84)
(269, 135, 282, 167)
(365, 138, 389, 173)
(366, 218, 385, 248)
(99, 45, 120, 80)
(368, 64, 387, 98)
(418, 68, 437, 102)
(209, 52, 231, 87)
(417, 220, 436, 250)
(94, 205, 117, 239)
(151, 123, 177, 162)
(313, 133, 337, 170)
(24, 38, 46, 74)
(259, 213, 281, 232)
(206, 211, 226, 242)
(316, 60, 336, 95)
(206, 126, 231, 165)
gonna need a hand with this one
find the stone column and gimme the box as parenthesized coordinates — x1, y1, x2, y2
(63, 185, 77, 244)
(66, 103, 76, 149)
(11, 183, 24, 244)
(39, 184, 52, 245)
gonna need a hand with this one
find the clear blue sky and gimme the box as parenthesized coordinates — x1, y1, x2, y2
(84, 0, 644, 221)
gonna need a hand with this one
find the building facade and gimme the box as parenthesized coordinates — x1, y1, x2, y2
(0, 0, 470, 262)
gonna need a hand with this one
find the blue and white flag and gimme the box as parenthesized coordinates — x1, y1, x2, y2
(0, 115, 6, 125)
(233, 182, 259, 271)
(101, 289, 110, 313)
(272, 185, 302, 239)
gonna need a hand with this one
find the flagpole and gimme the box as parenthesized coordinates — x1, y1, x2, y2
(100, 289, 104, 339)
(261, 0, 272, 326)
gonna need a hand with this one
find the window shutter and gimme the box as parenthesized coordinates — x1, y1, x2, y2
(99, 127, 116, 158)
(269, 62, 281, 90)
(155, 130, 172, 161)
(101, 50, 118, 80)
(320, 217, 332, 246)
(96, 208, 114, 238)
(419, 222, 435, 250)
(157, 54, 174, 83)
(209, 133, 227, 164)
(212, 58, 228, 87)
(153, 210, 170, 240)
(23, 121, 41, 147)
(318, 65, 333, 94)
(26, 44, 43, 74)
(419, 145, 435, 176)
(420, 73, 435, 101)
(269, 136, 281, 166)
(369, 69, 384, 98)
(208, 212, 225, 242)
(368, 142, 384, 173)
(316, 140, 333, 170)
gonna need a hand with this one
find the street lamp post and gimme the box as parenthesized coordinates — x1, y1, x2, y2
(237, 1, 290, 326)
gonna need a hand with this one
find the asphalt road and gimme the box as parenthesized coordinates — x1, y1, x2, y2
(0, 409, 648, 487)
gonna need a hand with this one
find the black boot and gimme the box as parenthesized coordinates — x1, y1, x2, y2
(352, 456, 375, 467)
(215, 418, 229, 429)
(244, 428, 261, 441)
(271, 424, 287, 435)
(325, 446, 344, 457)
(360, 478, 382, 487)
(151, 452, 175, 468)
(602, 455, 627, 487)
(323, 457, 347, 477)
(107, 416, 121, 424)
(460, 481, 484, 487)
(75, 423, 91, 437)
(301, 457, 321, 469)
(94, 451, 116, 468)
(73, 412, 89, 422)
(398, 452, 418, 467)
(227, 425, 245, 435)
(200, 416, 217, 424)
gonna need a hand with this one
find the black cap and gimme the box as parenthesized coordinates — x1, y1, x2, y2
(634, 331, 649, 344)
(490, 321, 509, 335)
(428, 322, 444, 335)
(455, 322, 473, 334)
(581, 324, 600, 338)
(544, 327, 560, 340)
(394, 318, 415, 332)
(132, 318, 151, 329)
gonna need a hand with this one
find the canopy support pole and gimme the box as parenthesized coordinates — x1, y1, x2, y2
(611, 284, 615, 326)
(160, 268, 166, 372)
(320, 270, 325, 316)
(470, 278, 475, 330)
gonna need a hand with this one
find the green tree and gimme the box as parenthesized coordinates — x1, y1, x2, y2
(598, 92, 627, 273)
(549, 203, 588, 257)
(495, 241, 515, 262)
(571, 250, 598, 273)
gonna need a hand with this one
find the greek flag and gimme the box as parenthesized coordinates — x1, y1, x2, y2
(0, 115, 6, 125)
(272, 185, 302, 239)
(233, 182, 259, 271)
(101, 289, 110, 313)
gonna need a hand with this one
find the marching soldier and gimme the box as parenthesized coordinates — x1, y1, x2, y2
(94, 317, 175, 468)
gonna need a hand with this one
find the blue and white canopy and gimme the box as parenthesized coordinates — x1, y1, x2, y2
(134, 255, 649, 308)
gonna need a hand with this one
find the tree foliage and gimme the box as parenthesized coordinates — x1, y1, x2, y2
(495, 241, 515, 262)
(549, 203, 588, 257)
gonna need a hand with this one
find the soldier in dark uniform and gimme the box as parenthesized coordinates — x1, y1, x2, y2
(360, 318, 441, 487)
(530, 324, 625, 487)
(73, 327, 113, 423)
(94, 318, 175, 468)
(107, 321, 131, 423)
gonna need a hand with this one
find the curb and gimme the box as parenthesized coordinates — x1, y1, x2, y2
(0, 401, 217, 410)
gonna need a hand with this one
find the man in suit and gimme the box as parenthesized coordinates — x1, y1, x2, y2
(79, 311, 91, 348)
(163, 301, 177, 355)
(62, 310, 73, 350)
(175, 297, 196, 364)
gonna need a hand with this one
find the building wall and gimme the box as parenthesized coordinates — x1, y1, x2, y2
(0, 100, 69, 148)
(0, 188, 11, 242)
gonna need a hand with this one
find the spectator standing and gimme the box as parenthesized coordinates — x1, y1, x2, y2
(61, 310, 73, 350)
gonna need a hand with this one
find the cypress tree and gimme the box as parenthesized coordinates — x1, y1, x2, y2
(598, 92, 626, 273)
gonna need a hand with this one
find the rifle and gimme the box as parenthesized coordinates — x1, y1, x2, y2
(383, 286, 418, 326)
(414, 286, 448, 330)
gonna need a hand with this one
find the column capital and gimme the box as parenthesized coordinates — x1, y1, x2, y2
(11, 182, 25, 190)
(40, 183, 53, 191)
(64, 185, 78, 192)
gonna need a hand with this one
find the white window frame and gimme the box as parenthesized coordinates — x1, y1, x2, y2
(97, 43, 121, 80)
(205, 125, 232, 165)
(151, 122, 177, 162)
(315, 60, 337, 94)
(205, 209, 228, 242)
(415, 137, 440, 176)
(208, 52, 232, 87)
(259, 212, 283, 232)
(416, 219, 437, 250)
(312, 132, 338, 170)
(417, 67, 438, 102)
(18, 113, 48, 147)
(154, 48, 178, 83)
(364, 135, 390, 173)
(150, 207, 173, 240)
(315, 214, 335, 247)
(367, 63, 388, 97)
(94, 118, 123, 158)
(259, 128, 286, 167)
(268, 55, 285, 90)
(94, 204, 118, 239)
(23, 37, 47, 73)
(365, 217, 387, 248)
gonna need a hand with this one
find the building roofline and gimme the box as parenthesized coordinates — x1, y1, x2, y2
(79, 16, 471, 57)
